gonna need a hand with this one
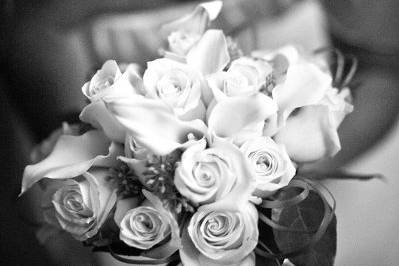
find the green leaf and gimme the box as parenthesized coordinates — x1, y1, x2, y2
(272, 188, 337, 266)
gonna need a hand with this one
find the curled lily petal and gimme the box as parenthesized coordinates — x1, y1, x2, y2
(274, 105, 344, 163)
(105, 96, 207, 155)
(80, 101, 126, 143)
(208, 93, 278, 144)
(161, 1, 223, 57)
(117, 156, 148, 185)
(21, 130, 123, 194)
(162, 1, 222, 36)
(187, 30, 230, 76)
(272, 62, 332, 123)
(274, 87, 352, 162)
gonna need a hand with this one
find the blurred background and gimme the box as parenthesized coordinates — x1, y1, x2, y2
(1, 0, 399, 265)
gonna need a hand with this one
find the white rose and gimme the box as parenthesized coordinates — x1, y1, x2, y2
(41, 169, 117, 241)
(178, 136, 258, 266)
(81, 60, 143, 101)
(114, 191, 180, 257)
(240, 137, 296, 198)
(174, 139, 238, 205)
(181, 202, 258, 266)
(80, 60, 144, 142)
(119, 205, 170, 249)
(208, 57, 273, 100)
(143, 58, 206, 121)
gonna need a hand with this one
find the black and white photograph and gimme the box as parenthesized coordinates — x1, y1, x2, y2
(1, 0, 399, 265)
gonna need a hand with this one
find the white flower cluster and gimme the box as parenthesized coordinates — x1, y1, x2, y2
(20, 2, 352, 265)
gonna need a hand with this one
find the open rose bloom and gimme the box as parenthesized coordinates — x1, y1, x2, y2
(21, 2, 354, 266)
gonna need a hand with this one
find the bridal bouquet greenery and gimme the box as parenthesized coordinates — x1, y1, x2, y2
(20, 2, 358, 265)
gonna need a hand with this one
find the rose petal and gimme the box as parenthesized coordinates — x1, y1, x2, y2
(114, 197, 141, 226)
(180, 221, 256, 266)
(186, 202, 258, 266)
(21, 130, 123, 194)
(142, 58, 206, 120)
(187, 30, 230, 76)
(209, 136, 257, 203)
(240, 137, 296, 197)
(140, 190, 181, 259)
(179, 137, 258, 266)
(83, 63, 144, 102)
(82, 60, 121, 99)
(180, 227, 202, 266)
(105, 96, 207, 155)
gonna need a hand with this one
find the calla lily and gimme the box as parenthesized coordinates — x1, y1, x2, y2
(274, 88, 353, 162)
(162, 1, 223, 56)
(21, 130, 123, 194)
(30, 122, 81, 164)
(186, 30, 230, 76)
(105, 96, 207, 155)
(208, 93, 278, 145)
(80, 101, 127, 143)
(80, 61, 144, 142)
(272, 62, 332, 124)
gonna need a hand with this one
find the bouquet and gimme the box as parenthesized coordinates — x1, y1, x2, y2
(20, 2, 360, 265)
